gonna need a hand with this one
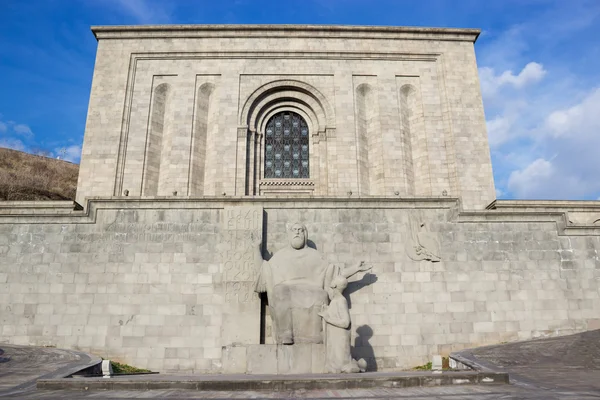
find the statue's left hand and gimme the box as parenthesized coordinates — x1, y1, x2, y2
(357, 261, 371, 272)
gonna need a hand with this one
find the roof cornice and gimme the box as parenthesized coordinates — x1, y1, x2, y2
(91, 24, 481, 42)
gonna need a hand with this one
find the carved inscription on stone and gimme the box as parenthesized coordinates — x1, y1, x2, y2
(221, 207, 262, 304)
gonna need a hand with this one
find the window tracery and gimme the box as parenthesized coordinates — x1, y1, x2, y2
(264, 111, 309, 179)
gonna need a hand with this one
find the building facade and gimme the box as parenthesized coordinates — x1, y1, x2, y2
(0, 25, 599, 374)
(77, 25, 495, 210)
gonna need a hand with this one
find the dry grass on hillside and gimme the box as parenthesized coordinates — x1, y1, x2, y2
(0, 148, 79, 201)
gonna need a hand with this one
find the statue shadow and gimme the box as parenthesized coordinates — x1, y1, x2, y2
(352, 325, 377, 372)
(345, 274, 378, 371)
(306, 239, 318, 250)
(344, 273, 377, 309)
(0, 348, 10, 363)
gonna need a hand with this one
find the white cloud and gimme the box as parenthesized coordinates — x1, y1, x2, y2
(0, 138, 27, 152)
(479, 62, 546, 99)
(486, 115, 513, 148)
(544, 87, 600, 137)
(505, 87, 600, 199)
(507, 158, 553, 198)
(507, 157, 592, 200)
(13, 123, 33, 136)
(0, 121, 6, 133)
(55, 144, 82, 163)
(477, 1, 600, 200)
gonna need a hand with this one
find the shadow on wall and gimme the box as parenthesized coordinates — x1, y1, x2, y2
(345, 273, 378, 309)
(353, 325, 377, 372)
(345, 273, 378, 371)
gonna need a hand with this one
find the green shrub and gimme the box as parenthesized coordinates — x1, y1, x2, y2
(110, 361, 151, 374)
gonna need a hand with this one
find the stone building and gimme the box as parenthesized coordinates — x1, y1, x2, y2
(0, 25, 599, 374)
(77, 24, 494, 210)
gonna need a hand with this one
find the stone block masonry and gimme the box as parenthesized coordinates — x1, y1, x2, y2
(76, 25, 495, 209)
(1, 197, 599, 373)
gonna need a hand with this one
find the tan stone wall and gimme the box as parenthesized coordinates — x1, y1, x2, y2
(76, 25, 495, 209)
(1, 198, 599, 373)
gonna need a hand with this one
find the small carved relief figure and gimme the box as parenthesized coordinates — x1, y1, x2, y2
(406, 216, 441, 262)
(253, 223, 335, 344)
(319, 262, 370, 373)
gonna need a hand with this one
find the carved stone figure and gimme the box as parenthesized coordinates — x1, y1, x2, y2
(406, 216, 441, 262)
(253, 223, 334, 344)
(319, 263, 370, 373)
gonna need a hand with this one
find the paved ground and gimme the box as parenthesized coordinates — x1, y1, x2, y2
(455, 329, 600, 394)
(8, 385, 600, 399)
(0, 344, 100, 397)
(2, 330, 600, 399)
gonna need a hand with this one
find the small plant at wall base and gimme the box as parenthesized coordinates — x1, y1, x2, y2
(110, 361, 151, 374)
(412, 357, 452, 371)
(413, 361, 433, 370)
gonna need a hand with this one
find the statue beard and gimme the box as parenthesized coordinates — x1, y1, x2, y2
(290, 236, 305, 250)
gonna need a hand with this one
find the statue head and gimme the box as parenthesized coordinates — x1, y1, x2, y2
(330, 275, 348, 293)
(287, 222, 307, 250)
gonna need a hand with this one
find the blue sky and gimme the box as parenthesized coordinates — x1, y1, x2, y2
(1, 0, 599, 200)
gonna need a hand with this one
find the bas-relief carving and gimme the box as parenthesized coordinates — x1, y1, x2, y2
(220, 206, 263, 345)
(406, 215, 441, 262)
(253, 222, 372, 373)
(222, 207, 262, 304)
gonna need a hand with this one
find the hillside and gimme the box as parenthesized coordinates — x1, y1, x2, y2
(0, 148, 79, 201)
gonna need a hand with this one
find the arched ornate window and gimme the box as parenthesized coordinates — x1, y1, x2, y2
(264, 111, 309, 179)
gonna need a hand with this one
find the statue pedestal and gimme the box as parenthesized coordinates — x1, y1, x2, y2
(222, 344, 326, 374)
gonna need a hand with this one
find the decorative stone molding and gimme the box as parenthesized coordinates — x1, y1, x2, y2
(260, 180, 315, 186)
(240, 79, 335, 127)
(92, 25, 481, 43)
(259, 179, 315, 195)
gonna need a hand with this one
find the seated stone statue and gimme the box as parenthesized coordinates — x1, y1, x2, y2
(319, 264, 370, 373)
(253, 223, 334, 344)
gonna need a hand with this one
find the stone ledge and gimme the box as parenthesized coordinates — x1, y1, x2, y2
(1, 197, 600, 235)
(0, 201, 82, 215)
(91, 24, 481, 42)
(0, 196, 461, 224)
(36, 370, 508, 391)
(488, 199, 600, 211)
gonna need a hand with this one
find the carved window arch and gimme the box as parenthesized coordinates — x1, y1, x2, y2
(263, 111, 310, 179)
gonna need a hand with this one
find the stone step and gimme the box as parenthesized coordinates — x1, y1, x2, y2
(37, 370, 509, 391)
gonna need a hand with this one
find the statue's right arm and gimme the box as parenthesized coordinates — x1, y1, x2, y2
(341, 261, 371, 279)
